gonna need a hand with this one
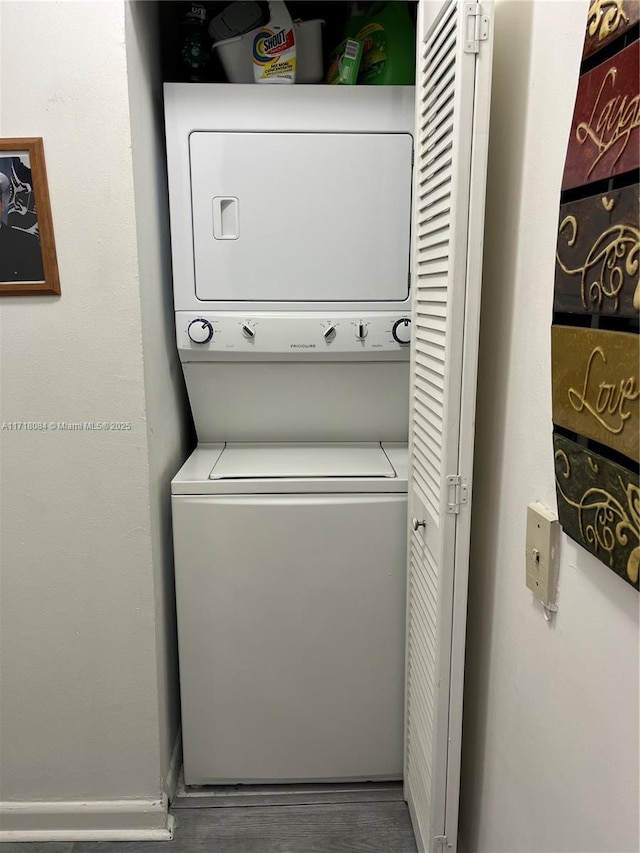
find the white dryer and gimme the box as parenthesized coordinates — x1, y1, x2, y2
(164, 84, 415, 315)
(172, 442, 408, 785)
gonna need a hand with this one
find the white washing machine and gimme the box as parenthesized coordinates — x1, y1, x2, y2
(172, 442, 408, 785)
(164, 85, 415, 785)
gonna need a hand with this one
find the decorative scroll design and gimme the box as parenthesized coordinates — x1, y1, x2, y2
(551, 327, 640, 461)
(554, 434, 639, 588)
(586, 0, 629, 44)
(562, 42, 640, 190)
(555, 186, 640, 316)
(584, 0, 640, 59)
(557, 209, 639, 314)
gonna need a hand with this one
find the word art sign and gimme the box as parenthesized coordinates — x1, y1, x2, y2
(551, 326, 639, 462)
(562, 41, 639, 191)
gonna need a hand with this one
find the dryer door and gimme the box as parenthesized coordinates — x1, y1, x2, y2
(189, 132, 413, 303)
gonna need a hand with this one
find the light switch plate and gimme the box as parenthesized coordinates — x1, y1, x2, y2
(526, 502, 560, 607)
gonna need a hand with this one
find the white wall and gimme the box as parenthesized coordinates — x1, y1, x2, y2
(0, 0, 188, 838)
(460, 2, 640, 852)
(124, 0, 192, 796)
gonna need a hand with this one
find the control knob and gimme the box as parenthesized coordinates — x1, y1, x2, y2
(354, 322, 368, 341)
(188, 318, 214, 344)
(241, 323, 256, 340)
(323, 324, 337, 341)
(392, 318, 411, 345)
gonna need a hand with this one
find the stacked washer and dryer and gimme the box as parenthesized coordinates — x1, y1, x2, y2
(165, 85, 415, 786)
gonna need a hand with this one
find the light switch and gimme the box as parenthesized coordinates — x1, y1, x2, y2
(526, 502, 560, 608)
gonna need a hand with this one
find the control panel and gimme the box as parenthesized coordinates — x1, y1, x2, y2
(178, 313, 412, 361)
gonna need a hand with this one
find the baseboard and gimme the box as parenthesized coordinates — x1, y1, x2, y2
(164, 726, 183, 804)
(173, 779, 405, 809)
(0, 797, 174, 842)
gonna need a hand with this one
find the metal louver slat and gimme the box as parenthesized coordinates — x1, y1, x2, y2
(415, 383, 445, 422)
(423, 26, 456, 77)
(413, 445, 441, 498)
(417, 214, 449, 242)
(409, 583, 439, 660)
(419, 148, 453, 183)
(407, 651, 436, 728)
(419, 160, 452, 186)
(418, 243, 449, 264)
(413, 456, 441, 505)
(412, 550, 440, 619)
(414, 342, 446, 372)
(414, 420, 443, 463)
(421, 79, 456, 129)
(422, 1, 457, 56)
(410, 600, 438, 653)
(422, 67, 456, 119)
(416, 217, 450, 242)
(416, 313, 446, 332)
(419, 194, 451, 221)
(413, 431, 442, 481)
(415, 362, 446, 396)
(418, 193, 453, 224)
(413, 444, 440, 487)
(422, 57, 456, 106)
(414, 397, 444, 435)
(420, 129, 454, 165)
(417, 217, 450, 245)
(424, 106, 454, 146)
(418, 258, 449, 277)
(419, 176, 451, 206)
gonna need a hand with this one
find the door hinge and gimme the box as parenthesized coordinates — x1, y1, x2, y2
(446, 474, 468, 514)
(434, 835, 448, 849)
(464, 3, 490, 53)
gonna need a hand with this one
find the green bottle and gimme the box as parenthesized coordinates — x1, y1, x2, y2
(354, 2, 415, 85)
(344, 2, 368, 38)
(326, 2, 367, 84)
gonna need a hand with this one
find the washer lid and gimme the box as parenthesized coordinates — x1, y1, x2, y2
(209, 443, 396, 480)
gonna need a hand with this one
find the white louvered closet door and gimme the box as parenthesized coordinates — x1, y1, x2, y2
(404, 2, 493, 852)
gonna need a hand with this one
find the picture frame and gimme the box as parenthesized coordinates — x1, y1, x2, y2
(0, 137, 60, 295)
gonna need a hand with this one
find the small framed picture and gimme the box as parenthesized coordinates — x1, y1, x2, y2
(0, 138, 60, 295)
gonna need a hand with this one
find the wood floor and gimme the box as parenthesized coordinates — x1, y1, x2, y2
(1, 788, 418, 853)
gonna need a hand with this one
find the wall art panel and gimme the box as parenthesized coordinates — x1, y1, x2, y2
(583, 0, 640, 60)
(554, 183, 639, 316)
(562, 41, 639, 191)
(551, 326, 639, 463)
(554, 433, 639, 589)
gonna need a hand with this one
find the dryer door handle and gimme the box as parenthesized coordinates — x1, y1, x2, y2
(213, 197, 239, 240)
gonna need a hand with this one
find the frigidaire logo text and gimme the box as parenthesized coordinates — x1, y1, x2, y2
(290, 344, 316, 349)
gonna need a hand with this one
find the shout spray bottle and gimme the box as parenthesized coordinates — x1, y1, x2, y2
(252, 2, 296, 83)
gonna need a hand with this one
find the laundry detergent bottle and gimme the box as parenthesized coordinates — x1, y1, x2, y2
(325, 2, 367, 84)
(343, 2, 368, 39)
(252, 2, 296, 83)
(355, 2, 415, 85)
